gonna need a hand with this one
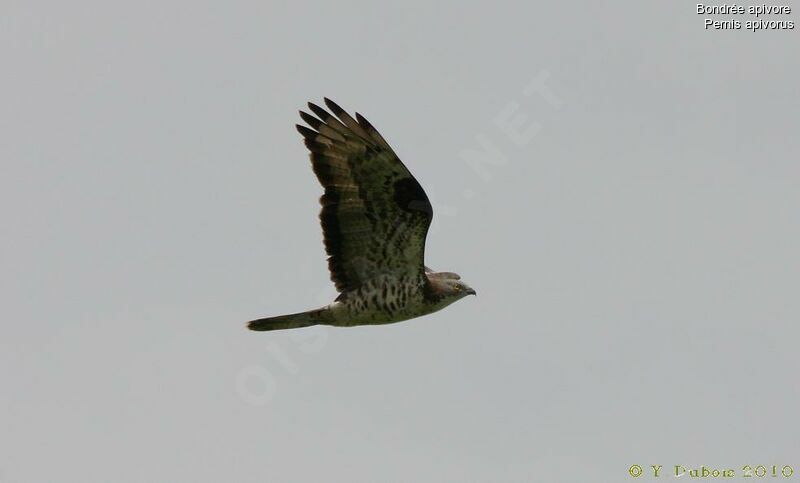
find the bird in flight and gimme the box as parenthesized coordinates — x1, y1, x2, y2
(248, 98, 475, 331)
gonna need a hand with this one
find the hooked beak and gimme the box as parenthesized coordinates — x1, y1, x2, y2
(466, 288, 477, 296)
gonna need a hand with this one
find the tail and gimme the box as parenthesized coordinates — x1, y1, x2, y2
(247, 308, 329, 332)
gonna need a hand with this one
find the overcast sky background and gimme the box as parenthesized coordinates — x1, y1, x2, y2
(2, 1, 799, 482)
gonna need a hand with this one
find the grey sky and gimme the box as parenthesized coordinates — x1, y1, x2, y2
(2, 1, 799, 482)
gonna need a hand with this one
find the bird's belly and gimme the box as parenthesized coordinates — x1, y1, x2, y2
(329, 285, 434, 327)
(345, 302, 429, 326)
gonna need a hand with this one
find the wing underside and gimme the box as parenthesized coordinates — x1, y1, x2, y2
(296, 99, 433, 294)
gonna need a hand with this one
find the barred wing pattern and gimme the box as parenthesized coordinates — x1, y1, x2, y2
(296, 99, 433, 294)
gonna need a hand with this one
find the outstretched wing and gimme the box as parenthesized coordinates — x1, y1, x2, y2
(296, 98, 433, 294)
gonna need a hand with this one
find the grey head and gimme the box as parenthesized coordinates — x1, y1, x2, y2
(425, 270, 476, 308)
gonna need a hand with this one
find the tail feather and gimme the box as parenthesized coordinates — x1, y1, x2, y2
(247, 308, 328, 332)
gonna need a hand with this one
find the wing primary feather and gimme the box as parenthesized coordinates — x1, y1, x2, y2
(299, 111, 322, 129)
(322, 97, 347, 117)
(303, 138, 332, 153)
(324, 98, 371, 139)
(301, 110, 346, 142)
(296, 124, 319, 139)
(308, 102, 350, 136)
(355, 112, 374, 130)
(307, 102, 329, 120)
(304, 139, 349, 157)
(298, 124, 344, 147)
(318, 125, 347, 142)
(355, 112, 392, 150)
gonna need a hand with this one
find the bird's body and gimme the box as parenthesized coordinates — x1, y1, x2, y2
(248, 99, 475, 332)
(331, 271, 466, 326)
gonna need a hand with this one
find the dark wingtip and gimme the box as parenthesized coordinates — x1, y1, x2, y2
(307, 102, 329, 120)
(355, 112, 376, 131)
(299, 110, 322, 129)
(296, 124, 318, 139)
(323, 97, 345, 116)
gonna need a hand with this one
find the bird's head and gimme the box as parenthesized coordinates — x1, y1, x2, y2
(425, 271, 476, 308)
(446, 278, 477, 298)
